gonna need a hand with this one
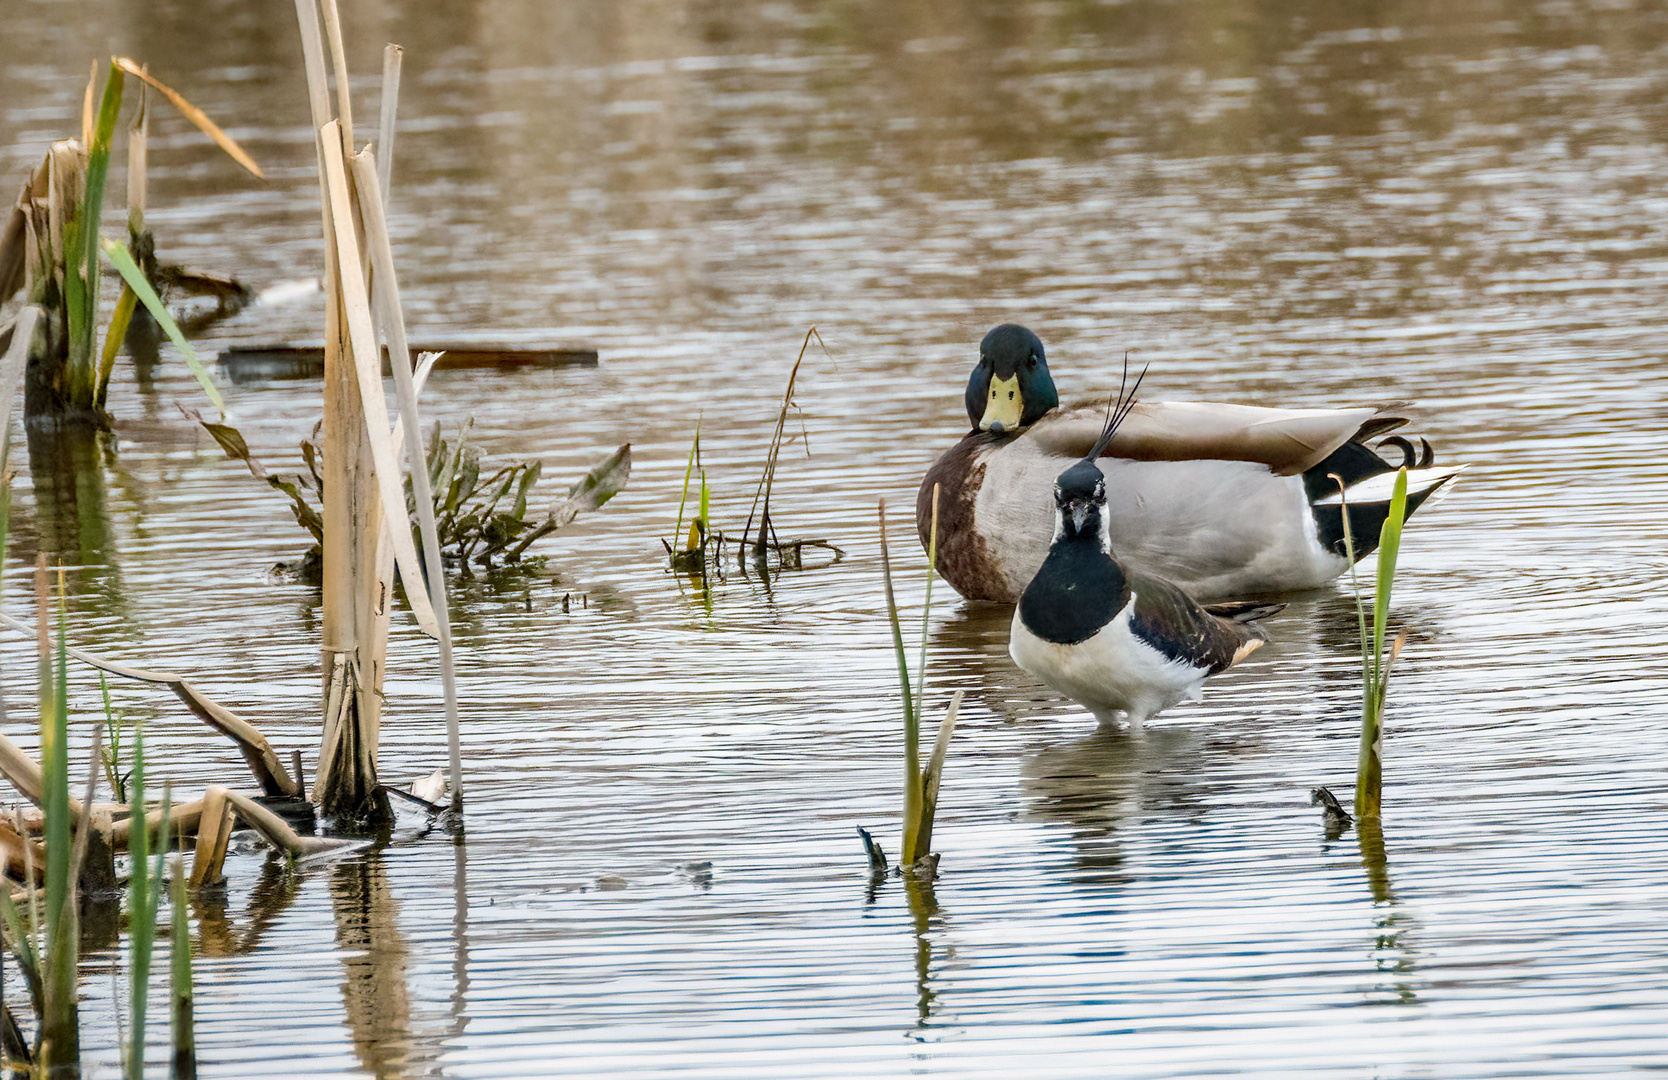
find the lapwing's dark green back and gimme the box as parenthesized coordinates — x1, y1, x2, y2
(1125, 569, 1268, 673)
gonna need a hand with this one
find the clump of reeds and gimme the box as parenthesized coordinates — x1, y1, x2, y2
(1336, 468, 1411, 822)
(0, 57, 256, 425)
(663, 330, 843, 584)
(866, 485, 959, 876)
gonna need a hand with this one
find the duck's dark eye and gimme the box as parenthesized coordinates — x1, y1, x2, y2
(1027, 355, 1038, 370)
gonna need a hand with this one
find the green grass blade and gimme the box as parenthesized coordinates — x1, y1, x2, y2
(64, 63, 126, 382)
(878, 501, 922, 863)
(1355, 468, 1409, 821)
(0, 883, 43, 1019)
(97, 284, 138, 409)
(125, 719, 151, 1080)
(913, 485, 939, 739)
(674, 420, 699, 548)
(99, 238, 224, 415)
(1371, 469, 1410, 661)
(40, 569, 80, 1067)
(168, 850, 196, 1080)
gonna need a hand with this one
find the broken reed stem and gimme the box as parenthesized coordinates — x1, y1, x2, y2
(0, 610, 299, 797)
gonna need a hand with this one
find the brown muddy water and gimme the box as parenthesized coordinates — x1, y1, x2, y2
(3, 0, 1668, 1076)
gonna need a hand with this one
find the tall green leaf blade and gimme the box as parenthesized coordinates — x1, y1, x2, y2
(75, 63, 126, 383)
(99, 238, 224, 414)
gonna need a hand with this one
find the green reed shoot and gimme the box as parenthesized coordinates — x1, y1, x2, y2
(878, 489, 958, 868)
(169, 847, 197, 1079)
(124, 721, 155, 1080)
(672, 418, 709, 556)
(1338, 468, 1410, 821)
(98, 672, 130, 803)
(38, 563, 80, 1072)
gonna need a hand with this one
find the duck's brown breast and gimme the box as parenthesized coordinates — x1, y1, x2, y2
(918, 433, 1010, 602)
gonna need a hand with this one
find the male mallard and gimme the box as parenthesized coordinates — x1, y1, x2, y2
(1010, 456, 1281, 730)
(919, 324, 1464, 602)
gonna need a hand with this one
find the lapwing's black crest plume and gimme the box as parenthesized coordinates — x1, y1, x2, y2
(1084, 353, 1149, 463)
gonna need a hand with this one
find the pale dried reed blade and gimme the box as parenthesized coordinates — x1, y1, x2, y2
(109, 797, 202, 850)
(110, 58, 265, 179)
(81, 60, 96, 147)
(0, 610, 299, 797)
(319, 122, 439, 637)
(350, 147, 462, 808)
(127, 73, 148, 231)
(921, 689, 960, 813)
(0, 185, 28, 304)
(318, 0, 355, 145)
(0, 729, 54, 809)
(377, 45, 403, 207)
(1, 307, 40, 467)
(292, 0, 333, 134)
(313, 653, 350, 801)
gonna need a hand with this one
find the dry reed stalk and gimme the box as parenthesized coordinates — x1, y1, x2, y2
(744, 327, 824, 556)
(318, 133, 438, 636)
(295, 0, 411, 819)
(0, 308, 38, 461)
(108, 798, 202, 849)
(351, 148, 463, 813)
(220, 789, 360, 858)
(0, 610, 299, 796)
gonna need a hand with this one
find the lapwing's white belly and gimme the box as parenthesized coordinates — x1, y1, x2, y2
(1008, 596, 1208, 726)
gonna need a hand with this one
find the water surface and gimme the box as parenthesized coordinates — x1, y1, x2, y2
(2, 0, 1667, 1076)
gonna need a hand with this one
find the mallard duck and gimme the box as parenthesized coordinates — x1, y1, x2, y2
(1010, 454, 1282, 729)
(919, 324, 1464, 602)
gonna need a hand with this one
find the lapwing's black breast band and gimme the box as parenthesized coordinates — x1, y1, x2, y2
(1017, 539, 1127, 645)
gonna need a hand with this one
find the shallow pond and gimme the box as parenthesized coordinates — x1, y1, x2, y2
(2, 0, 1668, 1076)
